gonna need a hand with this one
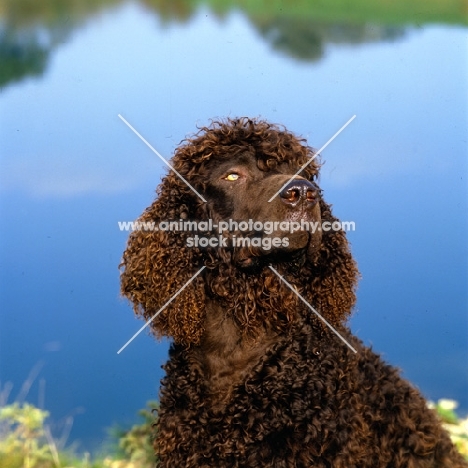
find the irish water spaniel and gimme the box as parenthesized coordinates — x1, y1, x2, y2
(120, 118, 466, 467)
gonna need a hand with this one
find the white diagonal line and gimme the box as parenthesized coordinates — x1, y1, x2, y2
(268, 115, 356, 203)
(117, 266, 206, 354)
(118, 114, 207, 203)
(269, 266, 357, 353)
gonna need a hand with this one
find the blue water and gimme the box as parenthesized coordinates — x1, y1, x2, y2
(0, 2, 467, 453)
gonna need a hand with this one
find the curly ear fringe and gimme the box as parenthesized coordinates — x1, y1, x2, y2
(120, 173, 207, 346)
(305, 199, 359, 326)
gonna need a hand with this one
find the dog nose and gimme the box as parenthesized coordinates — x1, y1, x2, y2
(279, 180, 319, 206)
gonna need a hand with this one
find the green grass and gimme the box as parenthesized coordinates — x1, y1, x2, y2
(1, 0, 467, 27)
(212, 0, 468, 25)
(1, 397, 467, 466)
(0, 401, 158, 468)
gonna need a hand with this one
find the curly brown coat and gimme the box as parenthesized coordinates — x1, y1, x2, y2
(120, 118, 466, 467)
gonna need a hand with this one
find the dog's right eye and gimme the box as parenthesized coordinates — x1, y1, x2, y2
(224, 173, 240, 181)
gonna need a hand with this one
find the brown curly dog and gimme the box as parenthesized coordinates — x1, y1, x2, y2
(120, 118, 466, 467)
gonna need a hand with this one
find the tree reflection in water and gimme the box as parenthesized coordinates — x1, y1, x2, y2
(0, 0, 465, 88)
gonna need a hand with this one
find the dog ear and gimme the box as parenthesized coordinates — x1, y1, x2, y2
(120, 173, 207, 346)
(307, 199, 359, 325)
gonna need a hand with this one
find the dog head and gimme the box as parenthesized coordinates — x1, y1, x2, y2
(120, 118, 358, 345)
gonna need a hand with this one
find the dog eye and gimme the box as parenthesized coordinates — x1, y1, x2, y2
(224, 173, 240, 181)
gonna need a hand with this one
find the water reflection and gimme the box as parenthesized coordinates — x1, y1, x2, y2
(1, 0, 466, 88)
(256, 19, 405, 60)
(0, 27, 49, 87)
(0, 0, 115, 87)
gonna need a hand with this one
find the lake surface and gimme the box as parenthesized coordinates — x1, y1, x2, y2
(1, 0, 467, 454)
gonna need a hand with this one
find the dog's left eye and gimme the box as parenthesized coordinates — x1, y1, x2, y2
(224, 173, 240, 181)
